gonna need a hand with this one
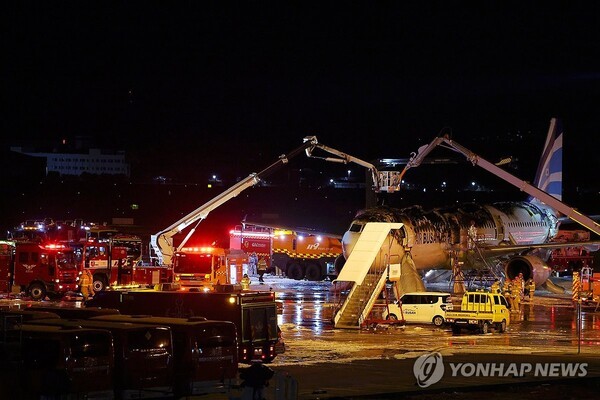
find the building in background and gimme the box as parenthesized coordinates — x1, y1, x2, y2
(10, 147, 129, 177)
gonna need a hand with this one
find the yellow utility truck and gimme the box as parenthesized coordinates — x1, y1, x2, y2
(445, 291, 510, 334)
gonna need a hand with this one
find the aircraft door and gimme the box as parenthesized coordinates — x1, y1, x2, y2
(492, 214, 506, 243)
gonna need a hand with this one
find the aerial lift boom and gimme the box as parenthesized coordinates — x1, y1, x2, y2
(150, 136, 385, 266)
(398, 134, 600, 236)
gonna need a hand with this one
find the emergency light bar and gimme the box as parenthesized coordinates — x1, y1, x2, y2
(43, 243, 68, 250)
(229, 229, 273, 238)
(179, 246, 215, 253)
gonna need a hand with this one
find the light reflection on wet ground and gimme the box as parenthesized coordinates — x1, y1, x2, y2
(268, 277, 600, 366)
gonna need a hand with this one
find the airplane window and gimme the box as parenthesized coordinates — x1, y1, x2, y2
(349, 224, 363, 233)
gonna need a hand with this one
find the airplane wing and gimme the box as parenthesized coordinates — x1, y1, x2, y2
(480, 240, 600, 257)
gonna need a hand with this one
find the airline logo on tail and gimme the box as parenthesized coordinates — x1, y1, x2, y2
(533, 118, 563, 201)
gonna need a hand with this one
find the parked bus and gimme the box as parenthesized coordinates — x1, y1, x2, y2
(92, 314, 238, 397)
(87, 288, 280, 363)
(0, 323, 114, 398)
(27, 318, 173, 398)
(25, 305, 121, 320)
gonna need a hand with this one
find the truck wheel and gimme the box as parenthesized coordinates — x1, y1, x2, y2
(92, 275, 108, 292)
(28, 283, 47, 301)
(334, 254, 346, 274)
(498, 319, 506, 333)
(386, 314, 398, 320)
(480, 322, 489, 334)
(305, 263, 322, 281)
(287, 263, 304, 280)
(432, 315, 444, 327)
(451, 325, 461, 334)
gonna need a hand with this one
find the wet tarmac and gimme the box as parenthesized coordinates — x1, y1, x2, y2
(2, 275, 600, 399)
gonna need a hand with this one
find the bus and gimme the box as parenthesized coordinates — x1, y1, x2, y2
(27, 318, 174, 398)
(92, 314, 238, 397)
(0, 323, 114, 398)
(87, 288, 280, 363)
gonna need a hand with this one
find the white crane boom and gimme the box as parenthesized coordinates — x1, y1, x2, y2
(398, 135, 600, 236)
(150, 136, 385, 266)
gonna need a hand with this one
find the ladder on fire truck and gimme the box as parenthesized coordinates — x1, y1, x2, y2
(332, 222, 404, 329)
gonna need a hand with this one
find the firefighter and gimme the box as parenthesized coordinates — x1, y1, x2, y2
(241, 273, 251, 290)
(527, 278, 536, 301)
(502, 278, 511, 296)
(249, 252, 258, 276)
(503, 278, 514, 309)
(79, 268, 94, 301)
(511, 278, 521, 312)
(257, 257, 267, 283)
(517, 272, 525, 301)
(490, 278, 501, 293)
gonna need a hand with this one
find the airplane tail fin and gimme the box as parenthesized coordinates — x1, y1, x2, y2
(531, 118, 563, 202)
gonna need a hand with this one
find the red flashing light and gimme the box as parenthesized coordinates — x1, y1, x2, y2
(43, 243, 67, 250)
(180, 246, 215, 253)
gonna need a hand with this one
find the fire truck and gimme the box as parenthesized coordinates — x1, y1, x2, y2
(83, 234, 171, 292)
(229, 225, 343, 281)
(0, 240, 79, 300)
(548, 230, 597, 276)
(10, 219, 87, 243)
(172, 246, 248, 290)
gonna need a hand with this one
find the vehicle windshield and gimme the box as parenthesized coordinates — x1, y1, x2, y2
(174, 252, 214, 274)
(115, 240, 142, 260)
(128, 328, 171, 352)
(56, 251, 77, 269)
(70, 332, 112, 358)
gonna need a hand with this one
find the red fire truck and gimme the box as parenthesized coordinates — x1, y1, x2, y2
(173, 246, 248, 290)
(83, 234, 171, 292)
(87, 288, 280, 363)
(0, 240, 79, 300)
(548, 230, 597, 276)
(230, 224, 343, 281)
(10, 219, 88, 244)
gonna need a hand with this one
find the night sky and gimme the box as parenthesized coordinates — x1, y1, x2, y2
(3, 3, 600, 238)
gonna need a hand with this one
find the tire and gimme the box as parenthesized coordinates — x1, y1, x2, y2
(386, 314, 398, 320)
(28, 282, 47, 301)
(305, 263, 322, 281)
(287, 263, 305, 280)
(92, 275, 108, 292)
(432, 315, 444, 327)
(334, 254, 346, 275)
(452, 325, 461, 334)
(498, 319, 507, 333)
(480, 321, 489, 334)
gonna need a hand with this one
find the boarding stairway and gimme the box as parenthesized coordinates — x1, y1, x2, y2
(462, 238, 505, 290)
(333, 223, 404, 329)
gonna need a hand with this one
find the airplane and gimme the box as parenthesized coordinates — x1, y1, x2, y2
(337, 118, 600, 295)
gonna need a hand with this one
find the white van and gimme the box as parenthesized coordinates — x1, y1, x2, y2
(382, 292, 451, 326)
